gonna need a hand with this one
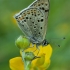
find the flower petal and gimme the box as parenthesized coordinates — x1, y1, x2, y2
(31, 44, 52, 70)
(39, 59, 50, 70)
(42, 44, 52, 60)
(9, 57, 24, 70)
(10, 44, 52, 70)
(23, 43, 39, 56)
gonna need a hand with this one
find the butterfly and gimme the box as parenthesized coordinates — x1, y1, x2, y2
(14, 0, 50, 47)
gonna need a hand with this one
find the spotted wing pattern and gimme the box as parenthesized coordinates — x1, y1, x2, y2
(28, 0, 50, 42)
(29, 0, 49, 18)
(14, 0, 49, 44)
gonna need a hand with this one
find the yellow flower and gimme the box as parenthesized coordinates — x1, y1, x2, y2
(9, 44, 52, 70)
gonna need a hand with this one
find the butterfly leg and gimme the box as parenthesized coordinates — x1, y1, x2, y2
(31, 44, 40, 56)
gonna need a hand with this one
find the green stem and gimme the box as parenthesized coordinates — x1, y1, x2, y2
(21, 50, 31, 70)
(24, 61, 31, 70)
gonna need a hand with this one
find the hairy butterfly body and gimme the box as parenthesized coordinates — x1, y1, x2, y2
(14, 0, 49, 47)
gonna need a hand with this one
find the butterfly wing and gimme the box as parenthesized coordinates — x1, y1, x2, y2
(28, 0, 49, 18)
(28, 0, 50, 42)
(14, 10, 33, 40)
(14, 8, 45, 43)
(14, 0, 49, 44)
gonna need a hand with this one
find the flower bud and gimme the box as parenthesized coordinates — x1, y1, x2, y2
(24, 52, 35, 61)
(15, 36, 30, 50)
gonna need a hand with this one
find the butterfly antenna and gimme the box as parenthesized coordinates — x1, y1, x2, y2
(57, 37, 66, 47)
(48, 37, 66, 47)
(58, 37, 66, 47)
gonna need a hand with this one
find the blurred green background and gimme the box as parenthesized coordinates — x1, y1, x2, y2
(0, 0, 70, 70)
